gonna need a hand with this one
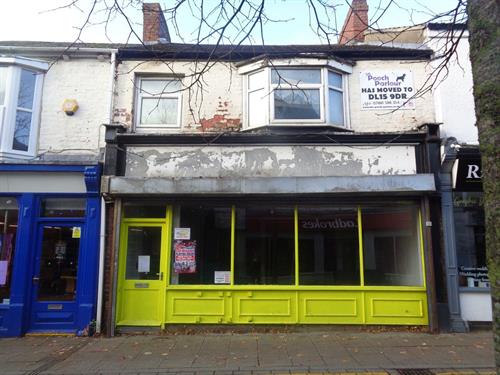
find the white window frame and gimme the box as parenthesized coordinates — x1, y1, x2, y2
(241, 59, 352, 130)
(270, 67, 325, 124)
(0, 57, 47, 160)
(134, 76, 183, 131)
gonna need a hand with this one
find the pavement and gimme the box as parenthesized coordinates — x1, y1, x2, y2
(0, 330, 495, 375)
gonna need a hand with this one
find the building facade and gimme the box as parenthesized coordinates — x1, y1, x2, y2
(98, 4, 443, 332)
(0, 43, 115, 336)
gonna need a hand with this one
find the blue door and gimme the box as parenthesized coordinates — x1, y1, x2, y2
(28, 222, 84, 332)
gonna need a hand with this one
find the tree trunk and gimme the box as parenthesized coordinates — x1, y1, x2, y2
(467, 0, 500, 366)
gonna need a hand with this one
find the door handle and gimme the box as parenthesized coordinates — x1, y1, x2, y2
(156, 272, 164, 281)
(33, 276, 40, 283)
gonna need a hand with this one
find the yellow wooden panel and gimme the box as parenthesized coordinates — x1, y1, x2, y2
(232, 291, 296, 323)
(298, 291, 364, 324)
(364, 291, 428, 325)
(165, 291, 229, 323)
(117, 289, 161, 326)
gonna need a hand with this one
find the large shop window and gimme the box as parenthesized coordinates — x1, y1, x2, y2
(170, 205, 231, 285)
(453, 192, 488, 288)
(0, 197, 19, 305)
(362, 206, 423, 286)
(298, 207, 360, 285)
(234, 206, 295, 285)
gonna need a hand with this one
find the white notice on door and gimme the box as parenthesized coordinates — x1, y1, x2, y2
(214, 271, 230, 284)
(138, 255, 150, 273)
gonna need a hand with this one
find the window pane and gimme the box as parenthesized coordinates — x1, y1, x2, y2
(329, 89, 344, 125)
(298, 207, 359, 285)
(235, 206, 295, 285)
(140, 79, 181, 95)
(140, 97, 178, 125)
(171, 205, 231, 285)
(126, 226, 161, 280)
(454, 192, 488, 288)
(328, 71, 342, 88)
(272, 69, 321, 85)
(248, 70, 266, 91)
(41, 198, 86, 217)
(248, 89, 266, 127)
(37, 226, 80, 301)
(123, 202, 167, 218)
(17, 69, 37, 109)
(0, 67, 7, 105)
(274, 89, 320, 119)
(0, 198, 19, 305)
(12, 110, 32, 151)
(362, 206, 422, 286)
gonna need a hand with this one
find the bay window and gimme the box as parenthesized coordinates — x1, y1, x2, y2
(243, 64, 350, 129)
(0, 57, 47, 159)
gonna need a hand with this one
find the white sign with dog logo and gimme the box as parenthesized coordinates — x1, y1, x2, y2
(360, 70, 415, 110)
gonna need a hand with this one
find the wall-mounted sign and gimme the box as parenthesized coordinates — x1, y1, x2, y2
(453, 154, 482, 192)
(173, 240, 196, 273)
(72, 226, 81, 239)
(360, 70, 415, 110)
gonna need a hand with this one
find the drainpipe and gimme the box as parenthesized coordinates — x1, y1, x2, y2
(96, 51, 117, 334)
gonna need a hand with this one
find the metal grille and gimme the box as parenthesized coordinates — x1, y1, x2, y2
(396, 370, 434, 375)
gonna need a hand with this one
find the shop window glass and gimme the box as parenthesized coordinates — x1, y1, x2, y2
(170, 205, 231, 285)
(298, 207, 359, 285)
(0, 198, 18, 304)
(454, 192, 488, 288)
(123, 202, 167, 218)
(362, 206, 422, 286)
(41, 198, 86, 217)
(234, 206, 295, 285)
(125, 226, 162, 280)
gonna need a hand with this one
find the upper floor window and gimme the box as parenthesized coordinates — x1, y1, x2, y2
(0, 57, 47, 159)
(243, 63, 350, 129)
(135, 77, 182, 131)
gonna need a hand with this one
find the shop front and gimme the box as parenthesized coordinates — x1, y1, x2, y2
(0, 164, 101, 336)
(115, 200, 429, 327)
(100, 130, 439, 330)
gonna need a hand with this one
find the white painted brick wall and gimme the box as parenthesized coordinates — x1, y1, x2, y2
(38, 58, 111, 155)
(114, 60, 242, 131)
(114, 58, 434, 133)
(349, 60, 435, 131)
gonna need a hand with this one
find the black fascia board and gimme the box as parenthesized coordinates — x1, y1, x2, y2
(117, 44, 432, 61)
(114, 132, 427, 146)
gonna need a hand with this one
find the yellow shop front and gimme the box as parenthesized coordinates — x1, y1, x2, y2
(115, 199, 429, 327)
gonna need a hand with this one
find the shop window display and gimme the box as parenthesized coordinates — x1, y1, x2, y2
(362, 206, 422, 286)
(0, 197, 19, 305)
(454, 192, 488, 288)
(170, 205, 231, 285)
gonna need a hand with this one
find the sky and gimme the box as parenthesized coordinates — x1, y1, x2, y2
(0, 0, 463, 45)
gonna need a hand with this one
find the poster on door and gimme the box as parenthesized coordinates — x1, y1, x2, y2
(173, 240, 196, 273)
(360, 70, 415, 110)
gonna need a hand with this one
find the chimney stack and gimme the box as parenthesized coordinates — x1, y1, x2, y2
(339, 0, 369, 45)
(143, 3, 171, 44)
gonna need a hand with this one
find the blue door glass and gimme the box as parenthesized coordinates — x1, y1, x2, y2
(29, 224, 82, 332)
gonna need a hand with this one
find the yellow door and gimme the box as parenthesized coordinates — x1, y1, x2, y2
(116, 223, 168, 326)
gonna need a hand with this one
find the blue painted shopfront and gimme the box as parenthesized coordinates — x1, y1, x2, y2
(0, 164, 101, 336)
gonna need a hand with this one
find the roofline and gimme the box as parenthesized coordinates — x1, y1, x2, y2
(0, 45, 119, 57)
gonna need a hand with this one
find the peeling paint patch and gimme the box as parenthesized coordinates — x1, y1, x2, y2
(199, 98, 241, 132)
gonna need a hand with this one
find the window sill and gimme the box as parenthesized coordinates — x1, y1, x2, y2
(241, 124, 353, 133)
(459, 287, 491, 293)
